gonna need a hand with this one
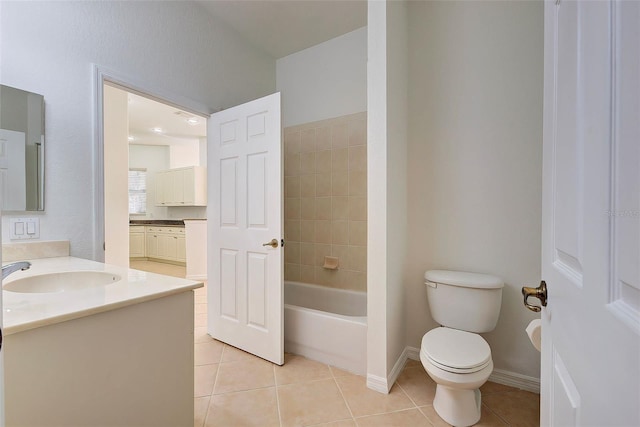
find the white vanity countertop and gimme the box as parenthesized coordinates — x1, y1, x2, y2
(2, 256, 203, 335)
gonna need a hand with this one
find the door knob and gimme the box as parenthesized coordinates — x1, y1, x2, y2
(262, 239, 279, 249)
(522, 281, 548, 312)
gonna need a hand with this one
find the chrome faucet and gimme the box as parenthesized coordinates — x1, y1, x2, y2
(2, 261, 31, 280)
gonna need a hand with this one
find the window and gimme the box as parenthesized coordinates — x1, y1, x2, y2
(128, 168, 147, 215)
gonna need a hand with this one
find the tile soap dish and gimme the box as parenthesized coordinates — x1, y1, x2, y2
(322, 256, 339, 270)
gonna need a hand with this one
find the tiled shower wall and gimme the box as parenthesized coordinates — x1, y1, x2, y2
(284, 112, 367, 292)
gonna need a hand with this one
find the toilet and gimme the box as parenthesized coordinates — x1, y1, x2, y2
(420, 270, 503, 427)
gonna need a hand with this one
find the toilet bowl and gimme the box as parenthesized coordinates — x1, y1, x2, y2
(420, 270, 504, 427)
(420, 327, 493, 426)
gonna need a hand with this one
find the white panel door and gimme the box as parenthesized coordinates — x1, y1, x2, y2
(208, 93, 283, 365)
(540, 1, 640, 425)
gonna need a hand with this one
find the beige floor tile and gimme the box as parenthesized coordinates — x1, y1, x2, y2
(395, 366, 436, 406)
(195, 313, 208, 327)
(195, 341, 224, 365)
(278, 378, 351, 427)
(195, 364, 218, 397)
(195, 303, 208, 314)
(482, 390, 540, 427)
(275, 353, 333, 386)
(194, 327, 214, 344)
(335, 375, 414, 418)
(221, 344, 258, 363)
(420, 403, 509, 427)
(355, 408, 431, 427)
(214, 359, 275, 394)
(404, 358, 422, 369)
(480, 381, 519, 395)
(329, 365, 358, 378)
(194, 396, 210, 427)
(311, 420, 357, 427)
(206, 387, 280, 427)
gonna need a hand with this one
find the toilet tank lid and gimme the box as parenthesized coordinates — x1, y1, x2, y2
(424, 270, 503, 289)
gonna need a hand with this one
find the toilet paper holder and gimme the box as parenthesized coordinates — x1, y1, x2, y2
(521, 281, 548, 312)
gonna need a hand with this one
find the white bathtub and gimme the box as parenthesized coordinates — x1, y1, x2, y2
(284, 281, 367, 375)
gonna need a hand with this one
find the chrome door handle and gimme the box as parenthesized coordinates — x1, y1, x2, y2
(262, 239, 279, 249)
(522, 281, 548, 312)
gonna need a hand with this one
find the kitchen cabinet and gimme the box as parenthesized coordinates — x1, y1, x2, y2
(135, 225, 185, 265)
(129, 226, 146, 258)
(155, 166, 206, 206)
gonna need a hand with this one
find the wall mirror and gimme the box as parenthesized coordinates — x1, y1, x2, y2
(0, 84, 45, 211)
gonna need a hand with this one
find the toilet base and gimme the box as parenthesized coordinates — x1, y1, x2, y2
(433, 384, 481, 427)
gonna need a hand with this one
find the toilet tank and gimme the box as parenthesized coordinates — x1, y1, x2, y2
(425, 270, 504, 333)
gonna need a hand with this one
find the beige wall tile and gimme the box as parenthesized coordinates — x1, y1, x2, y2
(347, 271, 367, 291)
(300, 198, 315, 220)
(300, 129, 316, 152)
(349, 171, 367, 197)
(284, 263, 300, 282)
(284, 242, 300, 264)
(316, 126, 331, 151)
(284, 153, 300, 176)
(332, 196, 349, 220)
(300, 243, 315, 266)
(347, 245, 367, 272)
(332, 148, 349, 171)
(332, 220, 349, 245)
(315, 220, 331, 244)
(349, 221, 367, 246)
(348, 118, 367, 146)
(284, 220, 300, 242)
(316, 173, 332, 197)
(331, 245, 349, 267)
(349, 197, 367, 221)
(314, 244, 332, 266)
(315, 197, 332, 220)
(331, 123, 348, 149)
(285, 131, 301, 154)
(300, 220, 315, 243)
(332, 172, 349, 196)
(300, 264, 315, 283)
(284, 176, 300, 199)
(300, 151, 316, 174)
(300, 174, 316, 198)
(316, 150, 332, 173)
(348, 145, 367, 171)
(285, 198, 300, 220)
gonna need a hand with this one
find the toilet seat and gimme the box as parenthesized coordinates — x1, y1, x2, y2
(421, 327, 491, 374)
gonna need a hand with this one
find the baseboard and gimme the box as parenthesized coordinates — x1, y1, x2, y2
(405, 346, 540, 394)
(489, 369, 540, 394)
(366, 374, 389, 394)
(186, 274, 207, 281)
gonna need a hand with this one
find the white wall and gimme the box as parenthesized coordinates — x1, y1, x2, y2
(366, 0, 409, 392)
(169, 142, 200, 169)
(128, 144, 169, 220)
(103, 85, 129, 267)
(405, 1, 544, 379)
(276, 27, 367, 127)
(0, 1, 275, 258)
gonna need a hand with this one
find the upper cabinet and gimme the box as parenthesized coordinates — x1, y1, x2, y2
(156, 166, 206, 206)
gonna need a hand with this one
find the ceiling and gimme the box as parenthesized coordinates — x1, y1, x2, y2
(127, 92, 206, 146)
(197, 0, 367, 58)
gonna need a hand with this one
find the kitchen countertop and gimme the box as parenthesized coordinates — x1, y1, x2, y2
(129, 219, 185, 226)
(2, 257, 203, 335)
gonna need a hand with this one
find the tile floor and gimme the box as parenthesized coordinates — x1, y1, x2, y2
(130, 260, 540, 427)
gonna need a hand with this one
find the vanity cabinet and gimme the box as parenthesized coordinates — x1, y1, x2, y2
(155, 166, 206, 206)
(129, 226, 146, 258)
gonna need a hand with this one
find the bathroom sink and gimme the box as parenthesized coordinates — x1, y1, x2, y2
(3, 271, 121, 293)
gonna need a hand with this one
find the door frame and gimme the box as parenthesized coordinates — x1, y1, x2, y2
(91, 65, 211, 262)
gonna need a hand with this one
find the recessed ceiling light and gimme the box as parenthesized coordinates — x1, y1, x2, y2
(186, 117, 200, 125)
(151, 127, 164, 134)
(128, 135, 135, 142)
